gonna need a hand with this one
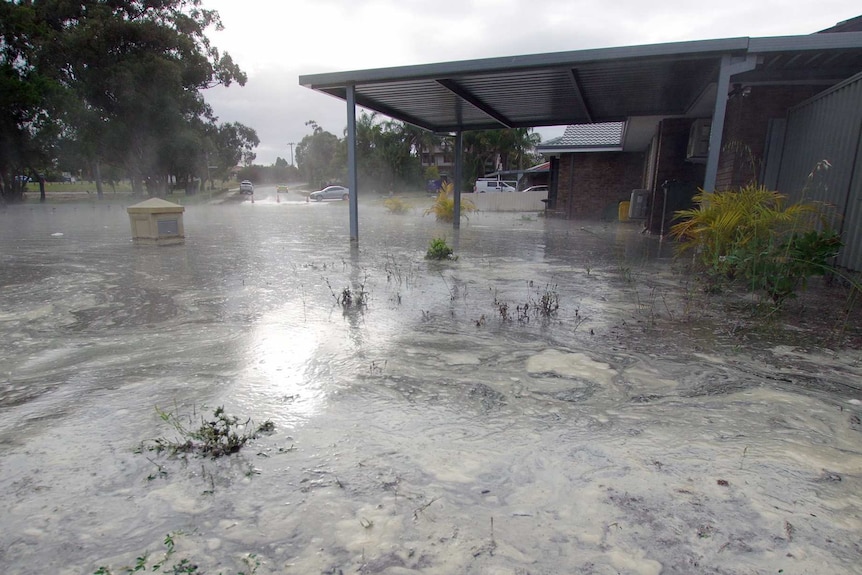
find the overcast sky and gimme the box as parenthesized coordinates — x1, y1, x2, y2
(201, 0, 860, 166)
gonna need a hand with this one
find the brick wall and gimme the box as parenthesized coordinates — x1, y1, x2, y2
(556, 152, 645, 219)
(647, 118, 706, 234)
(654, 118, 706, 188)
(716, 85, 823, 190)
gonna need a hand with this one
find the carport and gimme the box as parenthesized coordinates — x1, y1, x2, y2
(299, 30, 862, 243)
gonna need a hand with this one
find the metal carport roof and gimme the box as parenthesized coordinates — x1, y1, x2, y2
(299, 32, 862, 134)
(299, 30, 862, 242)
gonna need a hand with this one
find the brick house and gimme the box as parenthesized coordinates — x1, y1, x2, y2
(538, 84, 828, 230)
(301, 16, 862, 268)
(535, 16, 862, 241)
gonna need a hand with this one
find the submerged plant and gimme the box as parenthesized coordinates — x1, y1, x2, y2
(94, 532, 260, 575)
(491, 283, 560, 323)
(423, 181, 476, 222)
(537, 283, 560, 316)
(143, 406, 274, 459)
(426, 237, 455, 260)
(325, 276, 368, 308)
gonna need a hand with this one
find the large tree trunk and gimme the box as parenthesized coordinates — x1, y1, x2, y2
(94, 161, 104, 200)
(0, 174, 26, 203)
(38, 175, 46, 202)
(131, 175, 143, 197)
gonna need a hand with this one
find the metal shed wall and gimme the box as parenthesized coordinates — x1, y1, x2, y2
(776, 72, 862, 271)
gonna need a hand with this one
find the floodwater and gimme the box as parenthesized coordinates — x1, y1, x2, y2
(1, 188, 861, 575)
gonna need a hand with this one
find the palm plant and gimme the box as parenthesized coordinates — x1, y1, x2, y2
(670, 184, 841, 303)
(423, 181, 476, 222)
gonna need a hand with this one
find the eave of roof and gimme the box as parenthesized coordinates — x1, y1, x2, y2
(299, 31, 862, 134)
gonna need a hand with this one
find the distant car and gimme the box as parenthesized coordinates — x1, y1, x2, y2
(239, 180, 254, 195)
(276, 184, 289, 193)
(521, 185, 548, 193)
(309, 185, 349, 201)
(474, 179, 517, 193)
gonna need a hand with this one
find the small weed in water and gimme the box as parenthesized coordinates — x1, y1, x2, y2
(426, 237, 456, 260)
(94, 532, 260, 575)
(537, 284, 560, 316)
(143, 405, 274, 459)
(493, 284, 559, 323)
(325, 276, 368, 308)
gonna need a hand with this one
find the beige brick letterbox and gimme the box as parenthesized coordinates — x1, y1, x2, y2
(127, 198, 185, 245)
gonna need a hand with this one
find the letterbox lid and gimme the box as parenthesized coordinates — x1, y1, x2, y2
(127, 198, 185, 214)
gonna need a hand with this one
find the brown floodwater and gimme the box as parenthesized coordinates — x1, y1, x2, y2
(1, 191, 860, 574)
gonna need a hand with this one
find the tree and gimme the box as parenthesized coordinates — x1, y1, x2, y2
(0, 1, 62, 202)
(209, 122, 259, 186)
(296, 120, 340, 188)
(338, 112, 425, 193)
(461, 128, 541, 190)
(1, 0, 252, 201)
(292, 118, 541, 194)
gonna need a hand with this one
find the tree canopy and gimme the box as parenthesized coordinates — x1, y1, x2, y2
(0, 0, 257, 201)
(291, 113, 543, 192)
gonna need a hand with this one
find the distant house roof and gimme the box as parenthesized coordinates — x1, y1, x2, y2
(526, 161, 550, 172)
(537, 122, 625, 153)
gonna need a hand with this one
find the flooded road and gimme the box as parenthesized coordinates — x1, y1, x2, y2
(1, 198, 861, 574)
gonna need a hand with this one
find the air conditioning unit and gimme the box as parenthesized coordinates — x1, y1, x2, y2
(686, 118, 711, 161)
(629, 189, 650, 219)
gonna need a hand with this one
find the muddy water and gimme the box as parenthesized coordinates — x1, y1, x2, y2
(1, 200, 860, 574)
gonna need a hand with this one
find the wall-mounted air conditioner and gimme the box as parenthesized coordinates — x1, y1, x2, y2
(686, 118, 711, 161)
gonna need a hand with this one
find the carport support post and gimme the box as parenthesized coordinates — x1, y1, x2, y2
(346, 84, 359, 242)
(453, 131, 463, 229)
(703, 54, 758, 192)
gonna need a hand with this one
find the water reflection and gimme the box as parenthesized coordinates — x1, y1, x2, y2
(237, 315, 323, 427)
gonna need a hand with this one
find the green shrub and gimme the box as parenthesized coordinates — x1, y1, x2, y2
(670, 184, 841, 304)
(731, 228, 842, 303)
(426, 237, 454, 260)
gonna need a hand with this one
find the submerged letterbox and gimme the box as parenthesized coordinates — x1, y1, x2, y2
(127, 198, 185, 245)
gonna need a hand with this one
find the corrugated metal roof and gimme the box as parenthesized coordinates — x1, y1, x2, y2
(299, 32, 862, 134)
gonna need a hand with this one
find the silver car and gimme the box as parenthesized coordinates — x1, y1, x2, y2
(239, 180, 254, 195)
(521, 185, 548, 193)
(309, 185, 349, 201)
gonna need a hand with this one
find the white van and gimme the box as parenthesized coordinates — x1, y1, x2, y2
(474, 179, 518, 193)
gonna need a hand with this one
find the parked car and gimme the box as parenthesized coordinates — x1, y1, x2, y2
(239, 180, 254, 195)
(474, 179, 517, 193)
(521, 185, 548, 193)
(309, 185, 350, 201)
(276, 184, 289, 193)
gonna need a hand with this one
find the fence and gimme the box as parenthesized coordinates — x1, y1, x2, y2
(462, 190, 548, 212)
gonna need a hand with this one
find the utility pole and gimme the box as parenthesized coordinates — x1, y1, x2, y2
(287, 142, 295, 166)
